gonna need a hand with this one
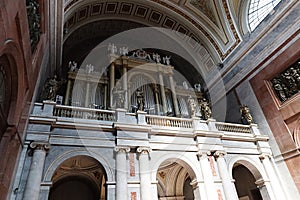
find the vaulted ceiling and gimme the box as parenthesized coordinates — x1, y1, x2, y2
(62, 0, 248, 66)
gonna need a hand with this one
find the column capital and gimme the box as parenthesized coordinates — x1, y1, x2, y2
(114, 146, 130, 153)
(259, 153, 271, 160)
(30, 141, 50, 151)
(137, 147, 151, 154)
(214, 150, 226, 158)
(196, 150, 211, 159)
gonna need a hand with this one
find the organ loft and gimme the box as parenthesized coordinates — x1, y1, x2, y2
(1, 0, 300, 200)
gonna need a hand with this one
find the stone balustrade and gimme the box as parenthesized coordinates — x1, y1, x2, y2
(145, 114, 193, 128)
(31, 101, 262, 136)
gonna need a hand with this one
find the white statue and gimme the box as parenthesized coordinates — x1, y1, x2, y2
(163, 56, 171, 65)
(86, 64, 94, 73)
(119, 46, 129, 56)
(194, 83, 201, 92)
(108, 43, 117, 54)
(183, 81, 189, 89)
(68, 61, 77, 72)
(153, 53, 161, 63)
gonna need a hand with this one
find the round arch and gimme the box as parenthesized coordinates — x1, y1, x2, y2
(151, 153, 200, 200)
(227, 156, 266, 180)
(150, 152, 201, 183)
(43, 148, 114, 182)
(0, 40, 24, 126)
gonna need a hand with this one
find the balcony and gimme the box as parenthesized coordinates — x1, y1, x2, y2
(28, 101, 269, 144)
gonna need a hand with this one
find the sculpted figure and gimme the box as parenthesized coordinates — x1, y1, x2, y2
(187, 96, 196, 117)
(240, 105, 253, 124)
(200, 98, 211, 120)
(136, 89, 145, 111)
(272, 78, 287, 101)
(43, 75, 65, 101)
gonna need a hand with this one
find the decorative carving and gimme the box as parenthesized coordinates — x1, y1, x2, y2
(108, 43, 117, 54)
(259, 153, 271, 160)
(86, 64, 94, 74)
(30, 141, 50, 151)
(214, 151, 226, 158)
(68, 61, 77, 72)
(194, 83, 202, 92)
(26, 0, 41, 52)
(240, 105, 253, 125)
(114, 146, 130, 153)
(41, 75, 66, 101)
(199, 98, 212, 120)
(271, 61, 300, 102)
(113, 87, 125, 108)
(119, 46, 129, 56)
(136, 89, 145, 111)
(187, 95, 196, 117)
(137, 147, 151, 154)
(162, 56, 171, 65)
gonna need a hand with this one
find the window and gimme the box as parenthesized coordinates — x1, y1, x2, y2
(248, 0, 282, 31)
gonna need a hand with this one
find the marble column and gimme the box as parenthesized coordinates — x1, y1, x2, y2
(137, 147, 152, 200)
(259, 153, 286, 200)
(197, 151, 218, 200)
(122, 65, 128, 109)
(115, 146, 130, 200)
(168, 74, 180, 116)
(214, 151, 239, 200)
(158, 72, 167, 114)
(255, 179, 273, 200)
(110, 63, 115, 108)
(64, 79, 72, 105)
(23, 142, 50, 200)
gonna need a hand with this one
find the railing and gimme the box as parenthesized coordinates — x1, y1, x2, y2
(146, 115, 193, 128)
(215, 122, 251, 133)
(53, 105, 115, 121)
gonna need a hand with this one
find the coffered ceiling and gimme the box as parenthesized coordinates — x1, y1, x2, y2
(62, 0, 247, 63)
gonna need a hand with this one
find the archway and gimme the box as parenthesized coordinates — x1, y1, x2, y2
(49, 155, 107, 200)
(156, 159, 196, 200)
(233, 164, 263, 200)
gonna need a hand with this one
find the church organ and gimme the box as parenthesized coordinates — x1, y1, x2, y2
(64, 48, 205, 118)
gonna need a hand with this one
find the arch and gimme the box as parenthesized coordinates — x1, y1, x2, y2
(43, 148, 114, 183)
(228, 156, 272, 200)
(0, 40, 24, 126)
(247, 0, 282, 32)
(292, 117, 300, 147)
(62, 0, 224, 61)
(150, 152, 200, 182)
(228, 156, 266, 180)
(152, 153, 199, 200)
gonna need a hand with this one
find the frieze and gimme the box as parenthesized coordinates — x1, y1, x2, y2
(271, 60, 300, 102)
